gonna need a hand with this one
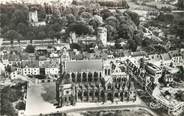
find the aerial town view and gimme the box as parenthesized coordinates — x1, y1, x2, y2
(0, 0, 184, 116)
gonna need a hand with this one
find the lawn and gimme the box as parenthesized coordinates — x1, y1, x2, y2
(41, 82, 57, 104)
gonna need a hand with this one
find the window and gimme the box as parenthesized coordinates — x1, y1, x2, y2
(108, 69, 110, 75)
(105, 69, 107, 75)
(94, 72, 98, 77)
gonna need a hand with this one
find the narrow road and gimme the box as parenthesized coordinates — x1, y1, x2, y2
(52, 105, 158, 116)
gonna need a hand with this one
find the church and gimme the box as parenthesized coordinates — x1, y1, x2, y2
(56, 59, 136, 107)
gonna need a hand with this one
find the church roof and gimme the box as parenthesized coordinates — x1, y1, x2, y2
(65, 59, 103, 72)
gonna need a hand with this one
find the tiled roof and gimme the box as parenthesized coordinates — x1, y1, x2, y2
(21, 53, 30, 60)
(131, 51, 147, 57)
(160, 53, 171, 61)
(8, 54, 21, 61)
(148, 54, 162, 61)
(22, 60, 39, 68)
(40, 60, 60, 68)
(168, 50, 181, 57)
(65, 59, 103, 72)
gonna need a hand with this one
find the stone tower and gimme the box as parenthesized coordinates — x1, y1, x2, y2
(29, 10, 38, 23)
(97, 27, 107, 47)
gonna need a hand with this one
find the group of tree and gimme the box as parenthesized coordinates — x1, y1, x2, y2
(1, 85, 24, 116)
(177, 0, 184, 9)
(0, 3, 144, 52)
(98, 0, 129, 8)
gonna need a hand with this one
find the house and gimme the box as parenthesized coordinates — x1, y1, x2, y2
(45, 68, 59, 77)
(169, 50, 183, 65)
(8, 52, 22, 66)
(19, 60, 40, 76)
(70, 32, 97, 44)
(160, 53, 172, 66)
(148, 54, 162, 61)
(10, 71, 18, 79)
(50, 53, 59, 58)
(131, 51, 147, 60)
(22, 66, 40, 76)
(41, 60, 60, 77)
(39, 58, 60, 77)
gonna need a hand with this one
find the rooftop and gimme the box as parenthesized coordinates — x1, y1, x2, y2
(168, 49, 181, 57)
(22, 60, 39, 68)
(148, 54, 162, 61)
(131, 51, 147, 57)
(40, 60, 60, 68)
(160, 53, 171, 61)
(65, 59, 103, 72)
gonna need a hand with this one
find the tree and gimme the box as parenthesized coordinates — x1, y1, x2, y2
(128, 39, 137, 51)
(3, 30, 23, 45)
(105, 24, 118, 41)
(1, 99, 16, 116)
(100, 9, 113, 20)
(70, 43, 81, 50)
(142, 38, 151, 47)
(80, 12, 92, 19)
(11, 9, 28, 25)
(133, 30, 143, 46)
(0, 13, 9, 28)
(5, 65, 12, 75)
(25, 45, 35, 53)
(176, 20, 184, 40)
(67, 22, 91, 35)
(66, 14, 76, 24)
(15, 101, 25, 110)
(89, 18, 100, 30)
(157, 13, 174, 23)
(115, 39, 122, 49)
(118, 23, 134, 40)
(106, 16, 119, 29)
(26, 31, 36, 42)
(16, 23, 28, 36)
(124, 10, 140, 26)
(37, 31, 46, 40)
(177, 0, 184, 9)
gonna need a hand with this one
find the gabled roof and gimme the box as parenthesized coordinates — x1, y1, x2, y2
(22, 60, 39, 68)
(65, 59, 103, 72)
(160, 53, 171, 61)
(168, 50, 181, 58)
(148, 54, 162, 61)
(39, 60, 60, 68)
(131, 51, 147, 57)
(9, 54, 21, 61)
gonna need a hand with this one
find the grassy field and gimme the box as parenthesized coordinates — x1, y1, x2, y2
(41, 82, 57, 104)
(67, 110, 153, 116)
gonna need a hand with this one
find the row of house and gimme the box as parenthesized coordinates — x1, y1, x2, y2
(130, 49, 184, 67)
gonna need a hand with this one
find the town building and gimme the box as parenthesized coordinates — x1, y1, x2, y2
(10, 71, 19, 79)
(168, 50, 183, 65)
(29, 10, 46, 27)
(56, 59, 136, 107)
(160, 53, 172, 66)
(17, 60, 40, 76)
(60, 47, 70, 62)
(97, 27, 107, 47)
(69, 32, 97, 44)
(131, 51, 147, 60)
(21, 66, 40, 76)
